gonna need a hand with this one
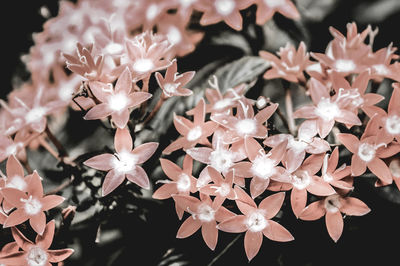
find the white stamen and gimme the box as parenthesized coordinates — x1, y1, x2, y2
(133, 58, 154, 73)
(105, 42, 124, 55)
(167, 26, 182, 45)
(324, 194, 341, 213)
(187, 126, 202, 141)
(264, 0, 286, 8)
(27, 246, 48, 266)
(372, 64, 389, 75)
(108, 93, 129, 112)
(335, 59, 356, 73)
(163, 83, 180, 96)
(357, 143, 376, 162)
(211, 182, 231, 197)
(215, 0, 235, 16)
(21, 196, 42, 215)
(291, 170, 311, 190)
(246, 211, 267, 232)
(113, 151, 138, 173)
(314, 98, 341, 121)
(251, 155, 276, 179)
(177, 173, 191, 192)
(6, 176, 27, 191)
(235, 119, 257, 136)
(214, 98, 233, 110)
(385, 115, 400, 135)
(25, 107, 47, 124)
(209, 148, 234, 173)
(196, 204, 215, 222)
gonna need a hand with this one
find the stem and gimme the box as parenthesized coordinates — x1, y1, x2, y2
(45, 126, 68, 158)
(285, 87, 296, 135)
(207, 234, 241, 266)
(20, 158, 33, 174)
(140, 76, 151, 119)
(45, 176, 75, 196)
(275, 105, 291, 133)
(142, 95, 166, 125)
(38, 137, 60, 160)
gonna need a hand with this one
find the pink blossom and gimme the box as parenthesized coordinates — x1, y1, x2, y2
(254, 0, 300, 25)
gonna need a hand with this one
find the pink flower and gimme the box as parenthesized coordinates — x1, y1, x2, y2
(1, 171, 65, 235)
(152, 155, 197, 219)
(83, 67, 152, 128)
(337, 116, 400, 184)
(233, 137, 290, 198)
(287, 154, 336, 217)
(320, 147, 353, 190)
(0, 242, 19, 258)
(217, 186, 294, 261)
(84, 127, 158, 196)
(155, 59, 195, 98)
(195, 0, 254, 31)
(299, 193, 370, 242)
(211, 101, 278, 144)
(0, 220, 74, 265)
(293, 77, 362, 138)
(260, 42, 311, 83)
(163, 98, 219, 155)
(254, 0, 300, 25)
(172, 193, 235, 250)
(264, 120, 331, 172)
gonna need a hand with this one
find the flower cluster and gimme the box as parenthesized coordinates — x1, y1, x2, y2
(153, 22, 400, 261)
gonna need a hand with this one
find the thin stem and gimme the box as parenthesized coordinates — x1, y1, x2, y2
(20, 158, 33, 174)
(285, 87, 296, 135)
(207, 234, 241, 266)
(275, 105, 291, 133)
(140, 76, 151, 119)
(45, 175, 75, 196)
(38, 137, 60, 160)
(142, 95, 166, 125)
(45, 126, 68, 158)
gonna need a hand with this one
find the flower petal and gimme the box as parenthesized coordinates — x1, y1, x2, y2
(244, 231, 263, 261)
(325, 211, 343, 242)
(202, 221, 218, 250)
(263, 220, 294, 242)
(368, 157, 392, 184)
(114, 127, 133, 153)
(259, 192, 285, 219)
(83, 153, 115, 171)
(299, 200, 326, 221)
(132, 142, 159, 164)
(30, 211, 46, 235)
(36, 220, 55, 250)
(217, 215, 248, 233)
(101, 169, 125, 196)
(41, 195, 65, 211)
(47, 249, 75, 263)
(126, 166, 150, 189)
(339, 197, 371, 216)
(176, 216, 201, 238)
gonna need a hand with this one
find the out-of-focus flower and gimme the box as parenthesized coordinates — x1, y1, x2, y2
(254, 0, 300, 25)
(0, 220, 74, 265)
(155, 59, 195, 98)
(172, 193, 235, 250)
(299, 193, 370, 242)
(217, 187, 293, 261)
(260, 42, 312, 84)
(1, 171, 65, 235)
(83, 67, 152, 128)
(84, 127, 158, 196)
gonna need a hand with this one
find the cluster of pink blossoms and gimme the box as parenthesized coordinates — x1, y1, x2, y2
(153, 22, 400, 261)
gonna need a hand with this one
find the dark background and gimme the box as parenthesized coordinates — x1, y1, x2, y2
(2, 1, 400, 265)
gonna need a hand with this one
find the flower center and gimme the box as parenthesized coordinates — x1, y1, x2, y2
(246, 211, 267, 232)
(235, 119, 257, 136)
(315, 98, 341, 121)
(177, 173, 191, 192)
(251, 155, 276, 179)
(27, 246, 48, 266)
(385, 115, 400, 135)
(389, 159, 400, 178)
(163, 83, 179, 96)
(21, 196, 42, 215)
(357, 143, 376, 162)
(25, 107, 47, 124)
(187, 126, 202, 141)
(167, 26, 182, 45)
(105, 42, 124, 55)
(335, 59, 356, 72)
(113, 151, 138, 173)
(288, 138, 308, 152)
(213, 98, 233, 110)
(291, 170, 311, 190)
(210, 149, 234, 173)
(108, 93, 129, 112)
(372, 64, 389, 75)
(6, 175, 27, 191)
(196, 204, 215, 222)
(324, 194, 341, 213)
(133, 58, 154, 73)
(215, 0, 235, 16)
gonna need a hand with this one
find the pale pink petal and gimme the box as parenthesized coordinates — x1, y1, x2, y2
(0, 251, 27, 264)
(325, 211, 343, 242)
(259, 192, 285, 219)
(41, 195, 65, 211)
(132, 142, 159, 164)
(172, 195, 200, 214)
(262, 220, 294, 242)
(307, 176, 336, 196)
(255, 103, 278, 123)
(284, 149, 306, 173)
(327, 147, 339, 173)
(231, 162, 252, 177)
(83, 103, 113, 120)
(152, 183, 177, 200)
(126, 166, 150, 189)
(224, 11, 243, 31)
(4, 208, 29, 228)
(317, 118, 335, 138)
(293, 106, 318, 119)
(337, 133, 360, 153)
(30, 211, 46, 235)
(335, 110, 361, 125)
(114, 67, 132, 94)
(101, 169, 125, 196)
(245, 136, 264, 162)
(176, 216, 202, 238)
(1, 188, 27, 208)
(36, 220, 55, 250)
(244, 231, 263, 261)
(6, 155, 24, 179)
(250, 178, 269, 199)
(128, 92, 152, 108)
(11, 226, 34, 251)
(88, 81, 112, 103)
(193, 98, 206, 126)
(163, 137, 186, 155)
(114, 127, 133, 153)
(367, 157, 393, 184)
(173, 114, 192, 136)
(111, 109, 130, 129)
(202, 221, 218, 250)
(47, 249, 75, 263)
(290, 188, 307, 218)
(217, 215, 248, 233)
(215, 206, 236, 223)
(388, 84, 400, 115)
(299, 200, 326, 221)
(185, 147, 212, 164)
(83, 154, 115, 171)
(339, 197, 370, 216)
(160, 158, 182, 181)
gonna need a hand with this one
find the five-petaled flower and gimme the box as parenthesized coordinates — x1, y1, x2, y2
(84, 127, 158, 196)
